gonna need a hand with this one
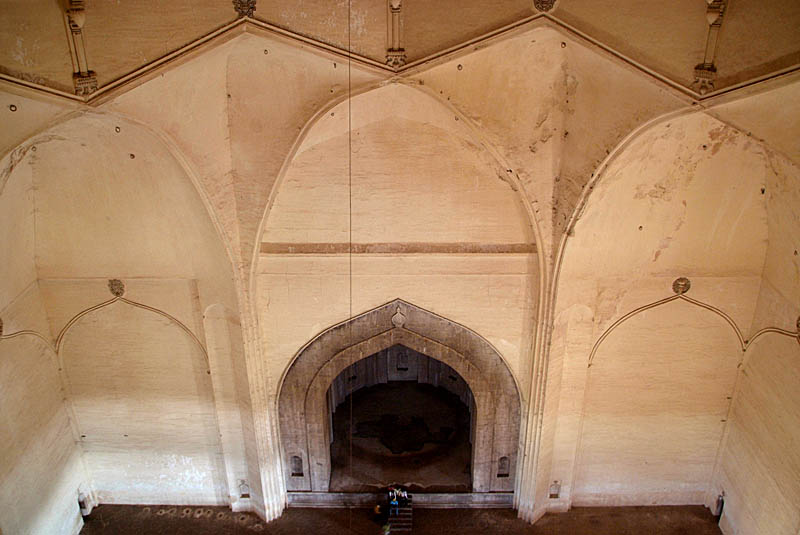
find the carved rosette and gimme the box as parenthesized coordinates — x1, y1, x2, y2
(672, 277, 691, 295)
(233, 0, 256, 18)
(391, 306, 406, 328)
(108, 279, 125, 297)
(533, 0, 556, 12)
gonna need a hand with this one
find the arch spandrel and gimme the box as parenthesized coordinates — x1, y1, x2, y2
(277, 299, 521, 494)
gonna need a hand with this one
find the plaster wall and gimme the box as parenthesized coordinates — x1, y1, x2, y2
(712, 150, 800, 535)
(258, 85, 537, 396)
(542, 112, 773, 513)
(573, 301, 740, 505)
(60, 302, 227, 504)
(0, 142, 36, 311)
(0, 109, 251, 522)
(0, 335, 87, 535)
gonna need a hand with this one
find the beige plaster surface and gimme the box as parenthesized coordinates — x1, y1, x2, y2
(0, 335, 87, 535)
(61, 301, 227, 505)
(709, 137, 800, 535)
(0, 86, 76, 157)
(553, 0, 800, 89)
(540, 111, 785, 520)
(0, 0, 74, 90)
(83, 0, 234, 87)
(573, 300, 741, 506)
(0, 7, 799, 534)
(711, 79, 800, 167)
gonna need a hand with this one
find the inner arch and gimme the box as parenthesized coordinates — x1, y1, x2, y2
(328, 344, 474, 492)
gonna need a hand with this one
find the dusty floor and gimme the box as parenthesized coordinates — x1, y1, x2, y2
(80, 504, 722, 534)
(330, 382, 471, 492)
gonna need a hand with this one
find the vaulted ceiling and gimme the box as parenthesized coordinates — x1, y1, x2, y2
(1, 0, 798, 97)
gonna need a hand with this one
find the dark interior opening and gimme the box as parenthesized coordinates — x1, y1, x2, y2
(327, 345, 474, 493)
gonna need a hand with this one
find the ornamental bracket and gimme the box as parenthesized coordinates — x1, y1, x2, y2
(62, 0, 97, 96)
(233, 0, 256, 18)
(386, 0, 406, 69)
(694, 0, 726, 95)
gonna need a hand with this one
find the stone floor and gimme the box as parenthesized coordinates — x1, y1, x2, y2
(329, 382, 471, 492)
(80, 504, 723, 534)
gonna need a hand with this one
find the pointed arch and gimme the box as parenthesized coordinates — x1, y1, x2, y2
(277, 298, 522, 493)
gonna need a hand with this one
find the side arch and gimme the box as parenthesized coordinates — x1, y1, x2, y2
(277, 298, 522, 494)
(58, 299, 228, 504)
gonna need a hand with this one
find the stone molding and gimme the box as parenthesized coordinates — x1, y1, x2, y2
(277, 299, 521, 494)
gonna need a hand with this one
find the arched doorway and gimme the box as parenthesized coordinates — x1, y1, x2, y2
(327, 345, 474, 492)
(277, 299, 521, 494)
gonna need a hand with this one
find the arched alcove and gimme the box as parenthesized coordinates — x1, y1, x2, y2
(277, 299, 521, 494)
(60, 300, 228, 504)
(574, 298, 742, 505)
(326, 344, 475, 492)
(546, 111, 775, 510)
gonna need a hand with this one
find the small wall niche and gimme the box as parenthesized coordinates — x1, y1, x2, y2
(497, 456, 510, 478)
(290, 455, 304, 477)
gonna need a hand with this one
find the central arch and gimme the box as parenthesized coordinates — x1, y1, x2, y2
(277, 299, 521, 494)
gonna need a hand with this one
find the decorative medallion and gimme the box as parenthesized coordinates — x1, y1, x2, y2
(108, 279, 125, 297)
(391, 306, 406, 328)
(233, 0, 256, 18)
(533, 0, 556, 12)
(672, 277, 691, 295)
